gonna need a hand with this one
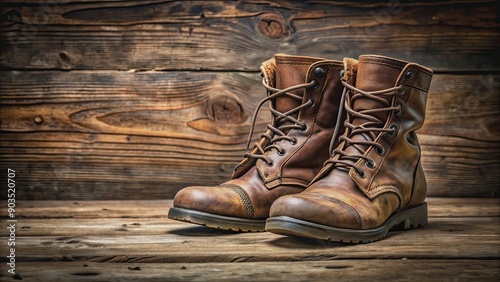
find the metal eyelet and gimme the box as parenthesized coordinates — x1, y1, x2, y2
(398, 87, 405, 95)
(301, 124, 307, 132)
(308, 98, 315, 108)
(266, 161, 274, 167)
(388, 125, 398, 137)
(290, 138, 298, 145)
(312, 79, 319, 89)
(340, 69, 345, 78)
(395, 104, 402, 114)
(357, 169, 366, 178)
(314, 67, 324, 77)
(375, 146, 385, 155)
(366, 159, 376, 169)
(405, 71, 413, 79)
(278, 150, 286, 156)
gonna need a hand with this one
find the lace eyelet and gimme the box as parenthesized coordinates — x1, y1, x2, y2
(398, 87, 405, 95)
(312, 79, 319, 89)
(405, 71, 413, 79)
(266, 161, 274, 167)
(308, 99, 315, 108)
(366, 160, 376, 169)
(301, 124, 308, 132)
(290, 138, 298, 145)
(357, 169, 366, 178)
(395, 104, 402, 114)
(388, 125, 398, 137)
(340, 69, 345, 78)
(278, 150, 286, 156)
(314, 67, 324, 77)
(375, 146, 385, 155)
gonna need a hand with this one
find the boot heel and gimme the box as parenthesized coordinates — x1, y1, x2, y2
(392, 202, 428, 231)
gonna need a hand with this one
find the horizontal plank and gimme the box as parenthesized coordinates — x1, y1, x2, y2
(0, 198, 497, 282)
(3, 198, 498, 237)
(6, 260, 500, 281)
(1, 71, 498, 199)
(4, 198, 500, 220)
(0, 0, 498, 71)
(1, 216, 498, 262)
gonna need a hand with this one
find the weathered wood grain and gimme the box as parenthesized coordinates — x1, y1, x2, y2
(1, 71, 498, 199)
(0, 198, 498, 264)
(7, 260, 500, 282)
(1, 0, 498, 71)
(3, 198, 498, 236)
(1, 217, 499, 262)
(0, 198, 497, 280)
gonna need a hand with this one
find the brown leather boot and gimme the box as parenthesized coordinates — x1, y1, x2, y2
(168, 54, 346, 231)
(266, 55, 433, 242)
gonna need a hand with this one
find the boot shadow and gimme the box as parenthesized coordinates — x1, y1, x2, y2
(167, 226, 244, 237)
(267, 235, 343, 249)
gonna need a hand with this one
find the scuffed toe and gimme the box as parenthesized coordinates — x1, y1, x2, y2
(269, 193, 362, 229)
(173, 185, 249, 218)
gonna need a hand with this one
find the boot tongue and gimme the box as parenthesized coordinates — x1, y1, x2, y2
(273, 54, 323, 120)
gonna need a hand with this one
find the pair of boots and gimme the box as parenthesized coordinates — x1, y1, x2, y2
(168, 54, 433, 243)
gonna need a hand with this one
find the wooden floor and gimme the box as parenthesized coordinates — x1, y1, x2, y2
(0, 198, 498, 281)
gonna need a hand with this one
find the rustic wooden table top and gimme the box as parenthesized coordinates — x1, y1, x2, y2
(1, 197, 499, 281)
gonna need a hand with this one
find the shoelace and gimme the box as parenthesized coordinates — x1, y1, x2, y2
(244, 78, 317, 166)
(326, 79, 403, 177)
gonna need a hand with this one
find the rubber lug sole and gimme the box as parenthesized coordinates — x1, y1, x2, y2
(265, 202, 428, 243)
(168, 207, 266, 232)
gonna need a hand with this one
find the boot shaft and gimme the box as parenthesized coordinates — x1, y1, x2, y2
(342, 55, 433, 209)
(233, 54, 346, 189)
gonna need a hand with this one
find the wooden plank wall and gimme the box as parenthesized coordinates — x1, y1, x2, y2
(0, 0, 499, 200)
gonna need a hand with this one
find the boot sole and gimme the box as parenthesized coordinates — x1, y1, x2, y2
(265, 202, 427, 243)
(168, 207, 266, 232)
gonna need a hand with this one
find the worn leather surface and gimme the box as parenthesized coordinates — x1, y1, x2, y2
(173, 54, 345, 219)
(269, 55, 433, 229)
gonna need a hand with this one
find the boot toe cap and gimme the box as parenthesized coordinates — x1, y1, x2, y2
(269, 193, 363, 229)
(173, 185, 249, 218)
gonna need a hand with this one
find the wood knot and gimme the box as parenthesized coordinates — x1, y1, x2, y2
(58, 51, 73, 70)
(257, 13, 288, 39)
(6, 10, 22, 22)
(33, 115, 44, 125)
(207, 95, 245, 125)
